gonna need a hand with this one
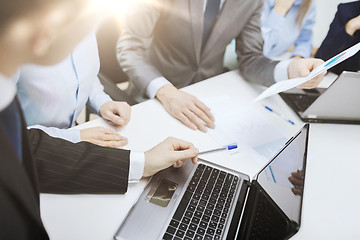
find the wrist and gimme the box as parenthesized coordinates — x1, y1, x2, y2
(99, 101, 112, 117)
(155, 85, 177, 102)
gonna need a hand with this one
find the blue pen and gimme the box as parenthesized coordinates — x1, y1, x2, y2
(264, 106, 295, 125)
(200, 143, 238, 155)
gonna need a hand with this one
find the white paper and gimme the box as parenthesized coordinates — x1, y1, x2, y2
(253, 42, 360, 102)
(201, 97, 289, 174)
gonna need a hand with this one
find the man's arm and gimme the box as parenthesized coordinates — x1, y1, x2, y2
(236, 0, 279, 87)
(116, 1, 165, 98)
(28, 128, 130, 194)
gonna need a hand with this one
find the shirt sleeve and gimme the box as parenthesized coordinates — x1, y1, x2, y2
(27, 125, 81, 143)
(87, 76, 112, 115)
(274, 59, 291, 82)
(128, 151, 145, 183)
(146, 77, 172, 99)
(291, 2, 316, 58)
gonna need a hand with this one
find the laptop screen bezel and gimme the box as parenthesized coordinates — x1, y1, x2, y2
(254, 124, 309, 227)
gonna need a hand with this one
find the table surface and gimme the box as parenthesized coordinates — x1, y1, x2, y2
(40, 71, 360, 240)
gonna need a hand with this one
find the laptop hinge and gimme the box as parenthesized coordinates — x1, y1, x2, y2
(227, 180, 251, 240)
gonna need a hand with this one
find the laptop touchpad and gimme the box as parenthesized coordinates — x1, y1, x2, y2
(146, 178, 178, 207)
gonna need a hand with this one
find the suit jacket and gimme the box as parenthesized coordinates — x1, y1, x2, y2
(0, 101, 130, 239)
(315, 1, 360, 75)
(117, 0, 278, 100)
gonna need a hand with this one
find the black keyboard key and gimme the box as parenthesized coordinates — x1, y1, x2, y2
(188, 205, 195, 212)
(207, 228, 215, 236)
(192, 217, 200, 224)
(213, 209, 221, 216)
(195, 235, 203, 240)
(186, 230, 195, 238)
(179, 223, 188, 231)
(205, 234, 213, 239)
(202, 215, 210, 222)
(173, 191, 191, 220)
(163, 233, 173, 240)
(209, 221, 217, 229)
(216, 228, 222, 235)
(219, 218, 226, 224)
(185, 211, 193, 218)
(204, 209, 212, 216)
(175, 230, 185, 238)
(182, 217, 190, 224)
(167, 226, 176, 234)
(194, 211, 202, 218)
(212, 215, 219, 222)
(189, 223, 197, 231)
(197, 228, 205, 236)
(199, 221, 207, 229)
(170, 220, 179, 228)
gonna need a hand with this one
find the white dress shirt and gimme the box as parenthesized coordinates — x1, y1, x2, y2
(15, 32, 111, 143)
(12, 33, 145, 182)
(145, 0, 290, 99)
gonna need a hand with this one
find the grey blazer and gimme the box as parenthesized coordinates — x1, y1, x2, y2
(117, 0, 279, 100)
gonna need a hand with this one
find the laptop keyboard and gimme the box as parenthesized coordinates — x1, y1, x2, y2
(249, 191, 288, 240)
(162, 164, 239, 240)
(280, 93, 319, 112)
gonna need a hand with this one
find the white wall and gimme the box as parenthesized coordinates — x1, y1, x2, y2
(313, 0, 355, 47)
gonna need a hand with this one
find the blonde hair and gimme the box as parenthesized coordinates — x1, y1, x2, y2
(297, 0, 312, 25)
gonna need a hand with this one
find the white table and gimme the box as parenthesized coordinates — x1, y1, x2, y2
(40, 71, 360, 240)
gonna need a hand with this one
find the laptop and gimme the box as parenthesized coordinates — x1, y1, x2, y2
(114, 124, 309, 240)
(279, 71, 360, 124)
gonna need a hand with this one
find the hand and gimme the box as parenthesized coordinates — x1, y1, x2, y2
(274, 0, 295, 16)
(346, 15, 360, 36)
(288, 58, 326, 89)
(143, 137, 199, 177)
(288, 170, 304, 196)
(99, 101, 131, 130)
(80, 127, 128, 148)
(156, 85, 215, 133)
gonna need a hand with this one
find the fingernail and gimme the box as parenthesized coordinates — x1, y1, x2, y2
(193, 148, 199, 155)
(209, 123, 215, 129)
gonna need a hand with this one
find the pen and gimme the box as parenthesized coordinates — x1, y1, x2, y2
(264, 105, 295, 125)
(200, 144, 238, 155)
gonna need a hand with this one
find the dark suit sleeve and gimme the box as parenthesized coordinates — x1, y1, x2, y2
(315, 3, 360, 74)
(28, 128, 130, 194)
(236, 0, 278, 87)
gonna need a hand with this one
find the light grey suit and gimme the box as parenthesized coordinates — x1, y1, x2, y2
(117, 0, 279, 100)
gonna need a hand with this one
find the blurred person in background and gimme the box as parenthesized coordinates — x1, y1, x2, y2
(315, 1, 360, 75)
(261, 0, 316, 59)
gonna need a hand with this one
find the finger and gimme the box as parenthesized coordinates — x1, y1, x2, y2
(291, 188, 302, 196)
(184, 110, 207, 133)
(195, 99, 215, 123)
(92, 139, 128, 148)
(288, 176, 303, 186)
(191, 104, 215, 129)
(176, 112, 197, 130)
(166, 137, 196, 151)
(100, 131, 128, 141)
(104, 112, 125, 126)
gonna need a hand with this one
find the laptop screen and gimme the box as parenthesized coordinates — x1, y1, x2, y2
(257, 125, 308, 225)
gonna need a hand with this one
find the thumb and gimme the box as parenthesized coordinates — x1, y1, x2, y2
(171, 148, 199, 162)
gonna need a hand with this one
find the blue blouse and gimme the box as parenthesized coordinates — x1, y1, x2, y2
(261, 0, 316, 58)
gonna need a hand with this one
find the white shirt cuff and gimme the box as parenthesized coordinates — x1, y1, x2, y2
(129, 151, 145, 183)
(274, 59, 292, 82)
(146, 77, 172, 99)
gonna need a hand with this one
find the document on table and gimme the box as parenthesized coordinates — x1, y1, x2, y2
(202, 96, 289, 176)
(253, 42, 360, 102)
